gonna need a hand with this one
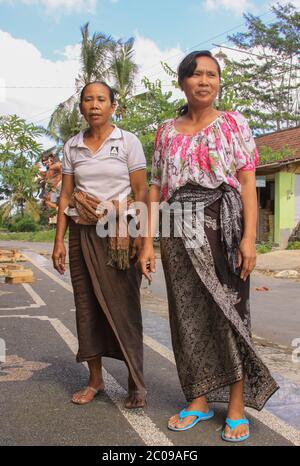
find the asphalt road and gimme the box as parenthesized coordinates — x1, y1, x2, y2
(0, 249, 299, 446)
(1, 240, 299, 347)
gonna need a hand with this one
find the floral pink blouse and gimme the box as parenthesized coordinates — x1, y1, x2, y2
(150, 111, 259, 201)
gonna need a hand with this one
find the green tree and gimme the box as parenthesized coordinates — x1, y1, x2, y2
(227, 2, 300, 131)
(0, 115, 44, 219)
(48, 101, 84, 145)
(78, 22, 112, 86)
(109, 38, 139, 119)
(48, 23, 114, 144)
(119, 78, 185, 177)
(259, 145, 296, 165)
(48, 24, 140, 143)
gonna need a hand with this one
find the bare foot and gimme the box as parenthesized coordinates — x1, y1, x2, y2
(168, 397, 210, 429)
(72, 382, 105, 405)
(125, 374, 146, 409)
(124, 391, 146, 409)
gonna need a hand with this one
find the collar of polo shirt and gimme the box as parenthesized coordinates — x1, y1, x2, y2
(70, 125, 122, 148)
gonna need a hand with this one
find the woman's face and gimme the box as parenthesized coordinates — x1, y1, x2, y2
(180, 56, 220, 109)
(80, 83, 115, 127)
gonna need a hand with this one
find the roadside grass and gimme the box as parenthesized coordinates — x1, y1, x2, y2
(256, 242, 273, 254)
(286, 241, 300, 250)
(0, 230, 68, 242)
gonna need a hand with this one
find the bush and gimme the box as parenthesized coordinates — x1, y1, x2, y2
(286, 241, 300, 250)
(256, 242, 273, 254)
(8, 215, 40, 232)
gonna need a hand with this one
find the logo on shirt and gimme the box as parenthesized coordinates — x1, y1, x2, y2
(110, 146, 119, 156)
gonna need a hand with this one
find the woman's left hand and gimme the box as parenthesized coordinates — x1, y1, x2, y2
(130, 236, 143, 260)
(237, 237, 257, 281)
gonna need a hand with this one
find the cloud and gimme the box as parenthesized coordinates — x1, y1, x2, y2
(0, 30, 80, 143)
(0, 0, 96, 13)
(203, 0, 255, 15)
(0, 30, 186, 148)
(133, 34, 184, 99)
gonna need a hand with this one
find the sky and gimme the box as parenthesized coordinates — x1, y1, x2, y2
(0, 0, 299, 149)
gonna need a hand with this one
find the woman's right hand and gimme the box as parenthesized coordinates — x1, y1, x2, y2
(52, 240, 66, 275)
(138, 243, 156, 283)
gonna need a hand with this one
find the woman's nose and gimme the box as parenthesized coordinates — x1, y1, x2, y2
(199, 74, 208, 85)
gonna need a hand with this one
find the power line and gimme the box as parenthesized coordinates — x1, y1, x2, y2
(0, 9, 276, 92)
(212, 43, 300, 63)
(134, 9, 277, 81)
(2, 8, 280, 122)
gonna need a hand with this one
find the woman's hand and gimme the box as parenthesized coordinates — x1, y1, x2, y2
(130, 236, 143, 260)
(237, 237, 256, 281)
(52, 240, 66, 275)
(138, 243, 156, 283)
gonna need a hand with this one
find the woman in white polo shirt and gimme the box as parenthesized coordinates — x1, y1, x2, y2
(52, 81, 148, 408)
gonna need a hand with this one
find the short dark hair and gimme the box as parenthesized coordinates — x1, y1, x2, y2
(80, 81, 115, 104)
(177, 50, 221, 116)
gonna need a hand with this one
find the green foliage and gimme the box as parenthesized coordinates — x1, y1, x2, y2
(0, 115, 44, 220)
(119, 78, 185, 176)
(286, 241, 300, 250)
(110, 38, 139, 119)
(48, 102, 85, 145)
(79, 23, 112, 85)
(256, 242, 273, 254)
(227, 3, 300, 131)
(259, 145, 296, 164)
(48, 24, 140, 143)
(0, 229, 64, 242)
(8, 215, 40, 232)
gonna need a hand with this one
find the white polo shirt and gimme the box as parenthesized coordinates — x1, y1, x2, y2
(62, 126, 146, 212)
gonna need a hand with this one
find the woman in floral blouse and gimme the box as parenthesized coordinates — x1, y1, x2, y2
(140, 50, 279, 442)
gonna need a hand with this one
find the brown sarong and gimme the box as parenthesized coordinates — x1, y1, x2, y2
(160, 183, 279, 410)
(68, 219, 145, 395)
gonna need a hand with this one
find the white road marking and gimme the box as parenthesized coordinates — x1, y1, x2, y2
(0, 314, 173, 447)
(0, 284, 46, 311)
(22, 284, 46, 307)
(15, 253, 300, 445)
(23, 254, 73, 293)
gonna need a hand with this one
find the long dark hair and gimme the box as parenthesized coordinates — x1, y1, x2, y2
(80, 81, 115, 104)
(177, 50, 221, 116)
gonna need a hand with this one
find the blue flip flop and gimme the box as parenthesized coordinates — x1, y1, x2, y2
(221, 417, 250, 442)
(168, 408, 214, 431)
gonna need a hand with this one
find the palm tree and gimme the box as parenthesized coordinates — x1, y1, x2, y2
(78, 22, 112, 86)
(109, 37, 139, 119)
(48, 99, 84, 145)
(48, 23, 113, 143)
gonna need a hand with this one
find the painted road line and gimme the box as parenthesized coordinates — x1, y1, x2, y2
(23, 254, 73, 293)
(0, 314, 173, 447)
(22, 284, 46, 307)
(0, 284, 46, 311)
(22, 254, 300, 445)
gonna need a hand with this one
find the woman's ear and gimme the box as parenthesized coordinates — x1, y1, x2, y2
(79, 102, 83, 115)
